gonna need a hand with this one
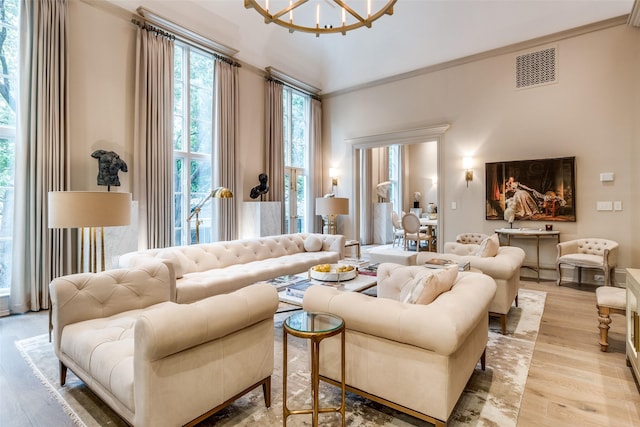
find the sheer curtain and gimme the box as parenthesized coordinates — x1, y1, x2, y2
(264, 79, 284, 228)
(133, 25, 174, 250)
(309, 97, 323, 233)
(13, 0, 71, 314)
(215, 60, 239, 241)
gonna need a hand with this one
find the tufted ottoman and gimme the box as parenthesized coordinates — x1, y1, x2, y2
(367, 247, 418, 266)
(595, 286, 626, 352)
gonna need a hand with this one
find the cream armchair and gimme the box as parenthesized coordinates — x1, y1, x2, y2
(49, 261, 278, 427)
(455, 232, 489, 244)
(416, 239, 525, 334)
(556, 238, 619, 286)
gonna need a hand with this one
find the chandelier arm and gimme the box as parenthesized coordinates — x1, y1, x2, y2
(245, 0, 397, 35)
(333, 0, 367, 25)
(268, 0, 310, 22)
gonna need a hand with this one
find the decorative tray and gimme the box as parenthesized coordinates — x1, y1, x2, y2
(309, 264, 357, 282)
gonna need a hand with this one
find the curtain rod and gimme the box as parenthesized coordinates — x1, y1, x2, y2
(134, 7, 240, 68)
(131, 19, 175, 40)
(266, 77, 321, 101)
(131, 18, 240, 67)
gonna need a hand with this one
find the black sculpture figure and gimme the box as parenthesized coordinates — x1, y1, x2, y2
(91, 150, 128, 191)
(249, 173, 269, 201)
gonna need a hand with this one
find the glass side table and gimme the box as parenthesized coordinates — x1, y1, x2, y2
(283, 311, 345, 427)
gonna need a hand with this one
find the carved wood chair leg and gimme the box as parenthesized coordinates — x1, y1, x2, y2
(60, 361, 67, 386)
(515, 294, 519, 308)
(480, 348, 486, 371)
(263, 376, 271, 407)
(500, 315, 507, 335)
(597, 305, 611, 352)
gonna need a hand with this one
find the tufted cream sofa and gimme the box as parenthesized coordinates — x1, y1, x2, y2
(302, 263, 497, 427)
(117, 233, 345, 303)
(49, 261, 279, 427)
(417, 241, 525, 334)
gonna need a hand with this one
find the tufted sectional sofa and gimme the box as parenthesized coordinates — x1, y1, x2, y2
(117, 233, 345, 303)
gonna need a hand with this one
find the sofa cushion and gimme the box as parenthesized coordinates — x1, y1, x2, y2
(304, 235, 323, 252)
(476, 233, 499, 257)
(404, 266, 458, 305)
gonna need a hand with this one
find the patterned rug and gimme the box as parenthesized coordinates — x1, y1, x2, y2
(16, 289, 545, 427)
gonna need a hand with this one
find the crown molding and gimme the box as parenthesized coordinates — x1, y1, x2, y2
(323, 15, 630, 98)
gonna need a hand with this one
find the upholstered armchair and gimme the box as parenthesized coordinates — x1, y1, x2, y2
(556, 238, 619, 286)
(455, 233, 489, 245)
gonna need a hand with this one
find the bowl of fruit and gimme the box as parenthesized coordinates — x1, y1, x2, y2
(309, 263, 357, 282)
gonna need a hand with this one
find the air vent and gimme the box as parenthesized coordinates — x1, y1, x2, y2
(515, 47, 557, 89)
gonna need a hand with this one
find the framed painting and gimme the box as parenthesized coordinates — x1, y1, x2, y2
(485, 156, 576, 222)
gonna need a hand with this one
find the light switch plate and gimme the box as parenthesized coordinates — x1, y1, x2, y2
(600, 172, 615, 182)
(614, 201, 622, 211)
(597, 201, 613, 211)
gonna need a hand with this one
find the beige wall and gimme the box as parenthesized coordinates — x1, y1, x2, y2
(323, 23, 640, 273)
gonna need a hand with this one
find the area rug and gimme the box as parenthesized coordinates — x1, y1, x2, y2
(16, 289, 545, 427)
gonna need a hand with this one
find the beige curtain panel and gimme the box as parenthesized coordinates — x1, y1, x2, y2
(133, 26, 174, 250)
(13, 0, 72, 314)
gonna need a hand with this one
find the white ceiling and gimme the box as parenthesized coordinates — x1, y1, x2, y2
(108, 0, 635, 94)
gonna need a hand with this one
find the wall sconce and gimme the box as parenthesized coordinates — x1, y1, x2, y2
(463, 157, 473, 187)
(329, 167, 338, 191)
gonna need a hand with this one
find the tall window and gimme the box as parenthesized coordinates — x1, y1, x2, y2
(173, 43, 217, 245)
(389, 144, 402, 213)
(0, 0, 18, 292)
(283, 87, 310, 234)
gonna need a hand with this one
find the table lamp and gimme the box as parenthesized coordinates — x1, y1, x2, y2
(315, 197, 349, 235)
(48, 191, 131, 272)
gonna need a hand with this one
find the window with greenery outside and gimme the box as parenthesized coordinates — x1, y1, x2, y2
(0, 0, 18, 291)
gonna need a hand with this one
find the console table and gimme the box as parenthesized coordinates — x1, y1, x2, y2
(495, 228, 560, 282)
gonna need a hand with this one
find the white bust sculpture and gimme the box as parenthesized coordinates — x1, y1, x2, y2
(504, 198, 516, 226)
(376, 181, 392, 202)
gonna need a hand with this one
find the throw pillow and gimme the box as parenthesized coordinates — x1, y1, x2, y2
(476, 233, 499, 257)
(304, 235, 323, 252)
(402, 273, 432, 304)
(414, 266, 458, 305)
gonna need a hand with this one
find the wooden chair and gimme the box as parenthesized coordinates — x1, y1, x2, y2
(402, 213, 430, 252)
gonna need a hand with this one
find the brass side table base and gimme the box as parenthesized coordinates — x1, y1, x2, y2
(283, 311, 345, 427)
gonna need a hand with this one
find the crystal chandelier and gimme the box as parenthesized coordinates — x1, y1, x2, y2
(244, 0, 397, 36)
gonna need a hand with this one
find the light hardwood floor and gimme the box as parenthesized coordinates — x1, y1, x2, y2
(0, 279, 638, 426)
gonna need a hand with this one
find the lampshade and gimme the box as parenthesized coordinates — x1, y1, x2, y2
(316, 197, 349, 216)
(48, 191, 132, 228)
